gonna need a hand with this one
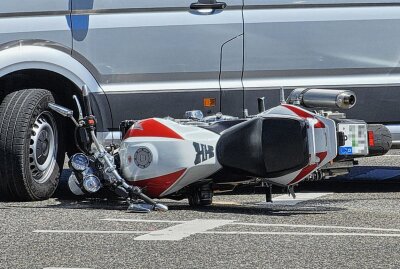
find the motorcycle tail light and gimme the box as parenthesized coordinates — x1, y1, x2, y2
(368, 131, 375, 147)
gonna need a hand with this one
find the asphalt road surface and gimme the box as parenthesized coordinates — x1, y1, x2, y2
(1, 151, 400, 269)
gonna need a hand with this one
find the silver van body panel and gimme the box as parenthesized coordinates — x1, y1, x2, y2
(0, 1, 70, 15)
(1, 0, 400, 144)
(71, 0, 243, 89)
(70, 0, 243, 124)
(242, 0, 400, 128)
(0, 1, 71, 51)
(243, 4, 400, 88)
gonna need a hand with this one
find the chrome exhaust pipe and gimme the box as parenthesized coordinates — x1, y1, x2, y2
(287, 88, 357, 110)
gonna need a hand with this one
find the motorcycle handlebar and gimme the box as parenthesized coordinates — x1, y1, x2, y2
(82, 85, 93, 116)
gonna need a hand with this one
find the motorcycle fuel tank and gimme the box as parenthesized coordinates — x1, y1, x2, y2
(119, 118, 222, 198)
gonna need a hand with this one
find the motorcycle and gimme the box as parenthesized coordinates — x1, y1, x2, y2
(49, 86, 391, 212)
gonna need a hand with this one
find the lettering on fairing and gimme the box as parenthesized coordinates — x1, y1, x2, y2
(193, 142, 215, 165)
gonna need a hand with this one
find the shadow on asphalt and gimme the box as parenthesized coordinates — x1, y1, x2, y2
(232, 166, 400, 195)
(166, 203, 344, 216)
(7, 197, 342, 217)
(2, 166, 392, 214)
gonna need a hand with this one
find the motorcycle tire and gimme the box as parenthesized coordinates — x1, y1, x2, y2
(367, 124, 392, 157)
(0, 89, 65, 201)
(188, 189, 213, 207)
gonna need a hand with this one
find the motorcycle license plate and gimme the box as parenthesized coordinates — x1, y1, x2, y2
(338, 123, 368, 156)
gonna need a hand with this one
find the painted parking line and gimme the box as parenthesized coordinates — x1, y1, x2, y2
(257, 192, 333, 206)
(100, 218, 184, 223)
(35, 218, 400, 240)
(43, 267, 92, 269)
(35, 230, 146, 234)
(134, 219, 234, 241)
(203, 231, 400, 237)
(34, 219, 234, 241)
(231, 222, 400, 233)
(212, 201, 242, 206)
(102, 218, 400, 233)
(35, 230, 400, 239)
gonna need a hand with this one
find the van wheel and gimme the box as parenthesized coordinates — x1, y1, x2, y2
(0, 89, 65, 201)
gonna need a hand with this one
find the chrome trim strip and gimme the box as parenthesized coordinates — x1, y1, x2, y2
(71, 6, 240, 15)
(0, 3, 398, 19)
(98, 71, 239, 84)
(244, 3, 400, 10)
(98, 87, 221, 94)
(0, 39, 71, 54)
(96, 68, 400, 85)
(0, 7, 239, 19)
(245, 83, 400, 90)
(244, 68, 400, 77)
(0, 11, 69, 19)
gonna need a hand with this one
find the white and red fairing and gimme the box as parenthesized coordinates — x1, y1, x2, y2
(119, 118, 222, 198)
(119, 104, 337, 198)
(261, 104, 337, 186)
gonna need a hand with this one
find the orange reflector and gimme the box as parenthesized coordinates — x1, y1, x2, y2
(204, 98, 216, 107)
(368, 131, 375, 147)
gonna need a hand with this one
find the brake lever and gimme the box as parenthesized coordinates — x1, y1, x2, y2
(73, 95, 84, 120)
(48, 103, 80, 127)
(82, 85, 92, 116)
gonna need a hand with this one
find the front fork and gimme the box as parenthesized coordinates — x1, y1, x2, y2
(50, 86, 168, 213)
(91, 130, 168, 212)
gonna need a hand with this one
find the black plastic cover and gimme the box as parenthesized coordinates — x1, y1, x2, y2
(200, 120, 247, 134)
(216, 117, 309, 178)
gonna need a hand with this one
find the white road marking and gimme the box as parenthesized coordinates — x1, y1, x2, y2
(43, 267, 92, 269)
(203, 231, 400, 237)
(101, 218, 400, 233)
(102, 218, 400, 233)
(134, 219, 234, 241)
(212, 201, 242, 206)
(34, 230, 146, 234)
(230, 223, 400, 232)
(36, 218, 400, 240)
(36, 229, 400, 238)
(257, 192, 333, 206)
(100, 218, 184, 223)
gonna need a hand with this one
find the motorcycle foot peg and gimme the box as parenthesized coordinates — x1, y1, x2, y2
(127, 203, 151, 213)
(154, 203, 168, 212)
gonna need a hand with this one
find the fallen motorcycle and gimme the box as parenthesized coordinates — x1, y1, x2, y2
(49, 86, 391, 212)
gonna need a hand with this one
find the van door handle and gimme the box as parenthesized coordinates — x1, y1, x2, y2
(190, 2, 227, 10)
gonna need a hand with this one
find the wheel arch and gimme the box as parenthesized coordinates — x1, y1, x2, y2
(0, 43, 113, 151)
(0, 41, 102, 93)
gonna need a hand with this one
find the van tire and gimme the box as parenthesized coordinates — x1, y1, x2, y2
(0, 89, 65, 201)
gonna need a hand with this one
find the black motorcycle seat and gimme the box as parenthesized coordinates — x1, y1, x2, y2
(216, 117, 309, 178)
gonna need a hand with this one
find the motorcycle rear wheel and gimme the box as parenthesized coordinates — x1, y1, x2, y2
(188, 187, 213, 207)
